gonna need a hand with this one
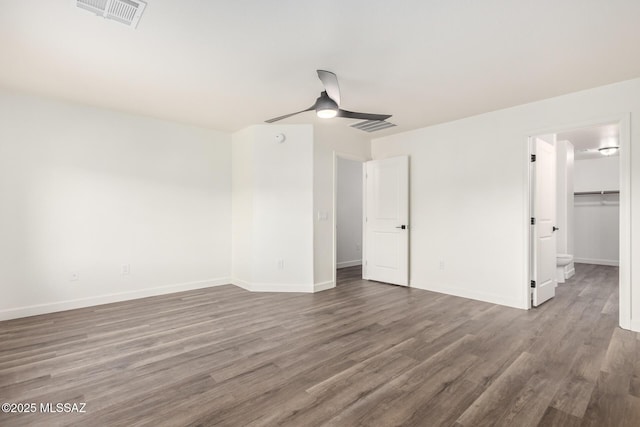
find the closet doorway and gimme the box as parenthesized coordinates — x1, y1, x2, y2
(334, 155, 364, 285)
(560, 124, 620, 270)
(527, 116, 630, 330)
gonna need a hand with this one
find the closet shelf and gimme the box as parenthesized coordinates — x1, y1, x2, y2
(574, 190, 619, 196)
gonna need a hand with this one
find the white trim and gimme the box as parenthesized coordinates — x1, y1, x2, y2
(410, 280, 527, 309)
(0, 277, 231, 321)
(337, 260, 362, 269)
(231, 279, 312, 293)
(314, 280, 335, 292)
(524, 113, 631, 331)
(574, 258, 620, 267)
(231, 278, 253, 291)
(565, 267, 576, 280)
(523, 136, 534, 309)
(618, 114, 632, 331)
(362, 162, 368, 282)
(334, 151, 369, 163)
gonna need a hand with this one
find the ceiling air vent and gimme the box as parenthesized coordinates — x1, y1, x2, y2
(76, 0, 147, 29)
(350, 120, 397, 133)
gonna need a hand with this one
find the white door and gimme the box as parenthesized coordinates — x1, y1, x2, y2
(532, 137, 557, 306)
(363, 156, 409, 286)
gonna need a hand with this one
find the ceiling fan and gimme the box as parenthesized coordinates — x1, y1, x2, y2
(265, 70, 392, 123)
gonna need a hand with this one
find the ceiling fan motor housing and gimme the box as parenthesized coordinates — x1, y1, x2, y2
(315, 91, 338, 113)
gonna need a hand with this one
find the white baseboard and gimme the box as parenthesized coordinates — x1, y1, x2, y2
(231, 279, 312, 293)
(410, 280, 527, 310)
(231, 278, 253, 291)
(337, 260, 362, 269)
(630, 319, 640, 333)
(0, 277, 231, 322)
(565, 267, 576, 280)
(574, 258, 619, 266)
(314, 280, 335, 292)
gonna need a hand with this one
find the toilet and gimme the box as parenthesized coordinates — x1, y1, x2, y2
(556, 253, 575, 283)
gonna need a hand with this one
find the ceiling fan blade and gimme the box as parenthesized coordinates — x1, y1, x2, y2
(336, 109, 391, 122)
(317, 70, 341, 106)
(265, 105, 315, 123)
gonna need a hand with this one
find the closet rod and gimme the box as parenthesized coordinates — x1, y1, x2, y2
(574, 190, 620, 196)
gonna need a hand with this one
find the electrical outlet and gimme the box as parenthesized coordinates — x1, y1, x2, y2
(70, 272, 79, 281)
(439, 261, 445, 270)
(122, 264, 131, 276)
(356, 243, 361, 252)
(277, 259, 285, 270)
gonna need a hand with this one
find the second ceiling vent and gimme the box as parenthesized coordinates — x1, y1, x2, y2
(77, 0, 147, 29)
(350, 120, 397, 133)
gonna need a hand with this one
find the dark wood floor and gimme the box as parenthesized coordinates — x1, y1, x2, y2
(0, 264, 637, 426)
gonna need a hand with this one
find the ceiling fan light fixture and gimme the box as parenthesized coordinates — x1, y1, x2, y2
(598, 146, 619, 156)
(317, 108, 338, 119)
(315, 92, 338, 119)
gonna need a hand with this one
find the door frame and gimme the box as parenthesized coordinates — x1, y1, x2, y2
(523, 114, 631, 330)
(332, 151, 368, 286)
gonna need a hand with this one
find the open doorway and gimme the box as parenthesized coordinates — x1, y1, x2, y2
(528, 117, 630, 329)
(334, 154, 410, 288)
(335, 156, 364, 285)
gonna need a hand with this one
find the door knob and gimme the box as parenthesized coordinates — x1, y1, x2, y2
(396, 225, 406, 230)
(552, 226, 559, 232)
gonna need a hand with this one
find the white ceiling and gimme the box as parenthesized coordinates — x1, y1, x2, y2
(557, 123, 620, 160)
(1, 1, 640, 136)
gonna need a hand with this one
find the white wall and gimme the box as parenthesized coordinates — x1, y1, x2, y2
(0, 90, 232, 320)
(574, 156, 620, 265)
(336, 157, 363, 268)
(232, 125, 315, 292)
(372, 77, 639, 331)
(372, 116, 526, 308)
(231, 127, 254, 286)
(574, 156, 620, 192)
(313, 124, 370, 289)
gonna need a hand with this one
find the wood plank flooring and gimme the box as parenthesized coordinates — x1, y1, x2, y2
(0, 264, 637, 426)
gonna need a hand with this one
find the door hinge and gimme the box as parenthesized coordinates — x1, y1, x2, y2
(531, 280, 536, 288)
(531, 217, 536, 225)
(531, 154, 536, 162)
